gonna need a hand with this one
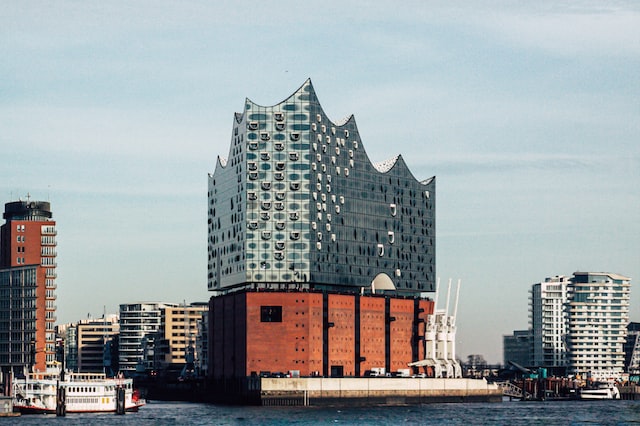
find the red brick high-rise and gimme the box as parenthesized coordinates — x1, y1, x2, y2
(0, 198, 57, 373)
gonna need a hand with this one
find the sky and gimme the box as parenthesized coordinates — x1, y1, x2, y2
(1, 1, 639, 364)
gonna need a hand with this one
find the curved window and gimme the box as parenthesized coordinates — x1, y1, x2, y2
(274, 202, 284, 211)
(260, 132, 270, 141)
(248, 192, 257, 201)
(248, 222, 258, 230)
(289, 212, 299, 221)
(274, 112, 285, 122)
(260, 152, 270, 161)
(249, 172, 258, 180)
(274, 252, 284, 261)
(248, 121, 259, 130)
(275, 242, 285, 250)
(262, 231, 271, 240)
(377, 244, 384, 257)
(275, 222, 286, 230)
(275, 122, 285, 131)
(290, 182, 300, 191)
(248, 162, 257, 171)
(274, 172, 284, 181)
(289, 152, 299, 161)
(249, 142, 258, 150)
(275, 162, 285, 171)
(261, 202, 271, 210)
(274, 142, 284, 151)
(290, 232, 300, 240)
(275, 192, 285, 201)
(262, 182, 271, 190)
(261, 212, 270, 221)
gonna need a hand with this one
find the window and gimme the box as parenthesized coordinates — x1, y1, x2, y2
(290, 132, 300, 141)
(260, 132, 270, 141)
(261, 306, 282, 322)
(274, 112, 284, 122)
(275, 222, 285, 230)
(289, 152, 299, 161)
(262, 231, 271, 240)
(275, 192, 285, 200)
(248, 121, 259, 130)
(390, 203, 397, 217)
(275, 162, 285, 171)
(260, 152, 270, 161)
(275, 122, 285, 131)
(274, 142, 284, 151)
(274, 172, 284, 181)
(248, 162, 257, 171)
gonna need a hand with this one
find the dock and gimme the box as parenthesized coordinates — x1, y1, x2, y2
(259, 377, 502, 406)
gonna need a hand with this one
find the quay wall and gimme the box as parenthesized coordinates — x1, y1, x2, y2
(260, 377, 502, 406)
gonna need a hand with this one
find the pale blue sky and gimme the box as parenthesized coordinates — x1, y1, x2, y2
(2, 1, 638, 363)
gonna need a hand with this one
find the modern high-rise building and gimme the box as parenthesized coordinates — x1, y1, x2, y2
(0, 199, 57, 374)
(529, 275, 569, 368)
(207, 81, 436, 380)
(566, 272, 631, 380)
(208, 79, 435, 296)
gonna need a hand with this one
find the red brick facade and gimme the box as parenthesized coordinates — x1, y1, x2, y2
(209, 291, 433, 379)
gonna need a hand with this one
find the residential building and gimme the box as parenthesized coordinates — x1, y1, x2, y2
(503, 330, 532, 368)
(156, 303, 208, 371)
(566, 272, 631, 380)
(529, 275, 569, 368)
(76, 315, 119, 373)
(119, 302, 176, 373)
(207, 80, 436, 379)
(0, 199, 57, 374)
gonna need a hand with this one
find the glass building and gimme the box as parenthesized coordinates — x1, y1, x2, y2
(208, 80, 435, 296)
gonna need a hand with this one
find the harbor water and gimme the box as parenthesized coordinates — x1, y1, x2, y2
(4, 399, 640, 425)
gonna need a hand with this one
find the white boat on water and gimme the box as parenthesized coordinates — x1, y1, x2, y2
(578, 383, 620, 400)
(12, 372, 145, 414)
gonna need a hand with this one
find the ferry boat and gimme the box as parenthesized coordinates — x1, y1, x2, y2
(578, 382, 620, 400)
(12, 372, 145, 414)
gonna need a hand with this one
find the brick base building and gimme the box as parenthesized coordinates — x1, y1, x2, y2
(208, 290, 434, 379)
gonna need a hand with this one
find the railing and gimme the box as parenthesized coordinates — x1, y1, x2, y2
(494, 381, 532, 399)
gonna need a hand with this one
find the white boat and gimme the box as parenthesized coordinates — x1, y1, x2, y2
(12, 372, 145, 414)
(578, 382, 620, 400)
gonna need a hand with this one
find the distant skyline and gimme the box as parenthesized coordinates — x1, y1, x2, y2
(2, 1, 638, 363)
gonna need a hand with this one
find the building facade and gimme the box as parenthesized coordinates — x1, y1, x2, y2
(209, 290, 433, 379)
(207, 79, 435, 296)
(530, 276, 569, 368)
(156, 303, 208, 371)
(503, 330, 532, 368)
(118, 302, 174, 372)
(566, 272, 631, 380)
(0, 199, 57, 373)
(76, 316, 119, 373)
(207, 81, 437, 379)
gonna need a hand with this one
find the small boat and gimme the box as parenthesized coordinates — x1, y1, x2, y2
(578, 382, 620, 400)
(12, 372, 145, 414)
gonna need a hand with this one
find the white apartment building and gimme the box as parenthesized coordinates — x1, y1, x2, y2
(530, 276, 570, 368)
(566, 272, 631, 380)
(119, 302, 177, 372)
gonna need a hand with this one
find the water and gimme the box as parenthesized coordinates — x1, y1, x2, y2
(5, 400, 640, 425)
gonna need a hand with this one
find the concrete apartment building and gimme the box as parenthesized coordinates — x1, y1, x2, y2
(566, 272, 631, 380)
(530, 275, 569, 369)
(0, 199, 58, 374)
(207, 80, 436, 379)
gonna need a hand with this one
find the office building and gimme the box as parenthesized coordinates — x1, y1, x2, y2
(503, 330, 532, 368)
(207, 81, 436, 379)
(529, 276, 569, 368)
(0, 199, 57, 374)
(624, 322, 640, 374)
(566, 272, 631, 380)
